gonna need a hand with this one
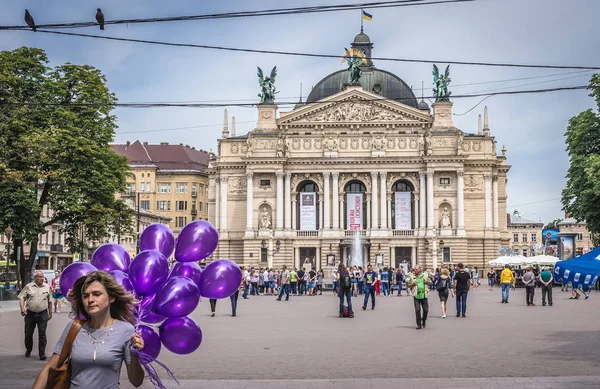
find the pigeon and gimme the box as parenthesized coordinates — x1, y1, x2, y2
(95, 8, 105, 30)
(24, 9, 36, 32)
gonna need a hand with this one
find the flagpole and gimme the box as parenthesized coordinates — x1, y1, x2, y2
(361, 9, 364, 32)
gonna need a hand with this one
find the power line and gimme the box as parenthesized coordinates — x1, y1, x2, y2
(507, 198, 561, 208)
(117, 120, 255, 134)
(1, 85, 592, 109)
(31, 29, 600, 70)
(0, 0, 475, 31)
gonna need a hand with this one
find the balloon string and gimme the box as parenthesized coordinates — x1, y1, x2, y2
(137, 351, 180, 389)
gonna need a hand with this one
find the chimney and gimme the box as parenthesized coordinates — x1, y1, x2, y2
(160, 142, 168, 145)
(483, 106, 490, 136)
(143, 141, 148, 145)
(126, 140, 131, 147)
(231, 116, 236, 137)
(179, 143, 183, 146)
(222, 109, 229, 139)
(478, 114, 482, 135)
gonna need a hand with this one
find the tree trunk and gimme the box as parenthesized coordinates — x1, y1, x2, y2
(18, 238, 38, 288)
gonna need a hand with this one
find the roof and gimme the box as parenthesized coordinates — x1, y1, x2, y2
(558, 218, 586, 226)
(507, 211, 542, 226)
(111, 141, 209, 172)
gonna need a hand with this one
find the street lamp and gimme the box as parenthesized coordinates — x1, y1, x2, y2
(4, 226, 13, 276)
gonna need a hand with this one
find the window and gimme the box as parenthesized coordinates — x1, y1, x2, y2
(531, 233, 537, 243)
(443, 247, 451, 262)
(261, 248, 268, 263)
(577, 233, 583, 241)
(522, 233, 527, 243)
(157, 183, 171, 193)
(157, 201, 168, 211)
(192, 184, 197, 197)
(167, 201, 171, 211)
(176, 217, 187, 228)
(523, 249, 528, 257)
(260, 179, 271, 187)
(590, 233, 594, 241)
(51, 232, 56, 245)
(513, 233, 519, 243)
(439, 178, 450, 185)
(126, 183, 135, 195)
(176, 183, 187, 194)
(146, 182, 151, 193)
(140, 200, 150, 210)
(141, 173, 144, 178)
(175, 201, 188, 211)
(198, 202, 203, 212)
(199, 184, 204, 195)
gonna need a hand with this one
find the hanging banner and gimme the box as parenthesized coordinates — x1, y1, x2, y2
(394, 192, 412, 229)
(346, 193, 363, 230)
(300, 193, 317, 230)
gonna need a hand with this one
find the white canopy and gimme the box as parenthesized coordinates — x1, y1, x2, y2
(488, 255, 559, 267)
(520, 255, 560, 266)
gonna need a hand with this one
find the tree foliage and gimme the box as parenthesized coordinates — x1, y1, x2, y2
(561, 74, 600, 236)
(543, 218, 563, 230)
(0, 47, 133, 285)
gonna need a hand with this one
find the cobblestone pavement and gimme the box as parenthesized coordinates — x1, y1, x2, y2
(1, 287, 599, 388)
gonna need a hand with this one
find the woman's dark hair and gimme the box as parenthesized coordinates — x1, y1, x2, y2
(338, 263, 346, 272)
(68, 271, 137, 325)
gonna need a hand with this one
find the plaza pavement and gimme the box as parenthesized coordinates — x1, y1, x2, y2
(1, 287, 599, 388)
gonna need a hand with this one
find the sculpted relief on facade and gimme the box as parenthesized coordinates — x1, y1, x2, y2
(464, 174, 483, 192)
(229, 176, 247, 193)
(296, 101, 407, 122)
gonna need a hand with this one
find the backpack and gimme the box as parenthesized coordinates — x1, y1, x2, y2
(436, 278, 449, 291)
(342, 305, 351, 317)
(341, 273, 352, 290)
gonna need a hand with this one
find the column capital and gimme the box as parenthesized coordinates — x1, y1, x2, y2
(426, 170, 434, 178)
(457, 169, 464, 177)
(276, 172, 285, 179)
(292, 198, 298, 203)
(492, 175, 498, 182)
(419, 171, 427, 179)
(219, 177, 229, 183)
(379, 171, 387, 178)
(246, 172, 254, 179)
(371, 171, 378, 178)
(285, 172, 291, 179)
(323, 172, 331, 179)
(331, 172, 340, 180)
(484, 174, 493, 182)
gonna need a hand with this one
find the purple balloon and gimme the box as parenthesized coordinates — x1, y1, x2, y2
(136, 325, 161, 362)
(60, 262, 98, 299)
(108, 270, 134, 294)
(159, 317, 202, 355)
(198, 259, 242, 299)
(128, 250, 169, 297)
(174, 220, 218, 262)
(169, 262, 202, 290)
(138, 294, 167, 324)
(140, 224, 175, 259)
(91, 243, 131, 273)
(153, 277, 200, 318)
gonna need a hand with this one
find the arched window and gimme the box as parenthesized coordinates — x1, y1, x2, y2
(296, 181, 319, 230)
(391, 180, 415, 229)
(344, 180, 367, 230)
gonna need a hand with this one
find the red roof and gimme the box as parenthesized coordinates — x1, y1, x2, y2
(111, 141, 209, 172)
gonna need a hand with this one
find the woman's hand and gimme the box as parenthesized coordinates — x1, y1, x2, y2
(131, 332, 145, 351)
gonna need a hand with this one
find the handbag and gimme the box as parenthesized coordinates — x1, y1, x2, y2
(46, 319, 84, 389)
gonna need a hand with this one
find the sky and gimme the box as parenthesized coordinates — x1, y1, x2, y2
(1, 0, 599, 224)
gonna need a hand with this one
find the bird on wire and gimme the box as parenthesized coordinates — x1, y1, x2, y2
(24, 9, 36, 32)
(95, 8, 105, 30)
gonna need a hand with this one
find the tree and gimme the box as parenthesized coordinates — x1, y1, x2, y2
(0, 47, 133, 286)
(544, 219, 563, 230)
(562, 74, 600, 237)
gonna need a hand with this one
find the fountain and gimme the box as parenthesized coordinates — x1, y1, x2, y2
(349, 232, 363, 268)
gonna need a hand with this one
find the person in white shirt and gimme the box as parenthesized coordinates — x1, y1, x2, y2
(263, 269, 270, 295)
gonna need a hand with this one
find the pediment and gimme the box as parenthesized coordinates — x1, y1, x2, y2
(278, 87, 432, 125)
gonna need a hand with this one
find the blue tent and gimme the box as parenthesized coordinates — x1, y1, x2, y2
(553, 246, 600, 290)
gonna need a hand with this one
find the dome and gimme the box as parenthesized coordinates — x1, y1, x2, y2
(306, 68, 418, 108)
(417, 100, 430, 110)
(353, 32, 371, 44)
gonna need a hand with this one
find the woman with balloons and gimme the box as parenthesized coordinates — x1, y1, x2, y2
(37, 220, 242, 389)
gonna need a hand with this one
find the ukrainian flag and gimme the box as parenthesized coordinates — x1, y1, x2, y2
(362, 10, 373, 21)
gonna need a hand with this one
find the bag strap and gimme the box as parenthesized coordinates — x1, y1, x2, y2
(57, 320, 84, 367)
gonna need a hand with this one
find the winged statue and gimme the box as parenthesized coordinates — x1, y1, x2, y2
(257, 66, 278, 104)
(341, 47, 367, 85)
(432, 64, 451, 102)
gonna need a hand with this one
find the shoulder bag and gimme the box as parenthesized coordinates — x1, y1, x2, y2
(46, 319, 84, 389)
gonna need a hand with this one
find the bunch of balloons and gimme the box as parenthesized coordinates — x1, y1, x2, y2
(59, 220, 243, 360)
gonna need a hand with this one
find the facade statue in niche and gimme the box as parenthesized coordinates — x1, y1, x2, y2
(457, 133, 464, 155)
(418, 136, 425, 156)
(424, 132, 433, 156)
(277, 135, 285, 157)
(440, 207, 451, 228)
(259, 207, 272, 229)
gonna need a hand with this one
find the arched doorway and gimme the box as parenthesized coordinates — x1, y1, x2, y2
(296, 181, 320, 230)
(344, 180, 367, 230)
(391, 180, 415, 229)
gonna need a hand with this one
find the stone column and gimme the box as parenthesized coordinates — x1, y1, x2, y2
(319, 199, 324, 230)
(246, 173, 253, 230)
(214, 178, 220, 230)
(339, 198, 345, 229)
(323, 173, 330, 229)
(380, 172, 387, 229)
(291, 198, 297, 230)
(426, 171, 434, 228)
(371, 172, 379, 229)
(457, 170, 465, 229)
(484, 174, 492, 229)
(294, 247, 300, 269)
(387, 198, 392, 229)
(284, 173, 292, 230)
(492, 175, 499, 229)
(316, 246, 321, 271)
(220, 177, 228, 230)
(332, 172, 339, 229)
(276, 172, 284, 230)
(414, 197, 419, 229)
(366, 199, 371, 230)
(419, 172, 426, 229)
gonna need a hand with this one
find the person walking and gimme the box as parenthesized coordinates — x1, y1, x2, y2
(242, 266, 250, 299)
(362, 264, 378, 310)
(436, 268, 454, 318)
(316, 270, 324, 295)
(18, 271, 53, 360)
(487, 268, 496, 290)
(540, 267, 553, 306)
(471, 267, 480, 290)
(406, 266, 432, 329)
(290, 268, 298, 296)
(51, 271, 63, 314)
(380, 267, 390, 296)
(276, 265, 291, 301)
(523, 266, 536, 306)
(453, 263, 470, 318)
(249, 269, 259, 295)
(32, 271, 145, 388)
(337, 264, 354, 318)
(297, 268, 306, 296)
(231, 275, 243, 317)
(396, 268, 404, 296)
(500, 265, 515, 303)
(209, 299, 218, 317)
(331, 271, 339, 295)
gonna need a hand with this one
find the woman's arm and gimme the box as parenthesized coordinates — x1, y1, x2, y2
(126, 332, 145, 387)
(32, 354, 59, 389)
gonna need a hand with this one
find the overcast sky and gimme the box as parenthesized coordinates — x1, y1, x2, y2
(1, 0, 598, 224)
